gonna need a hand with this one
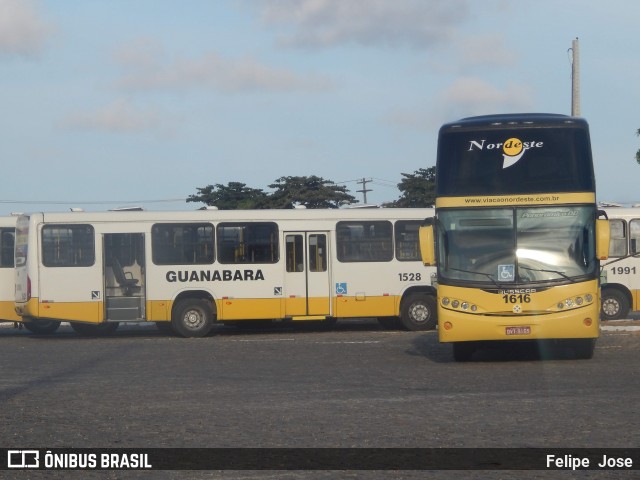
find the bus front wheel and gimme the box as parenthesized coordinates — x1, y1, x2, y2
(601, 288, 629, 320)
(171, 299, 214, 338)
(23, 318, 61, 335)
(400, 293, 437, 331)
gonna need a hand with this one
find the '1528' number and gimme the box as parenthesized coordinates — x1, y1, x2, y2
(398, 273, 422, 281)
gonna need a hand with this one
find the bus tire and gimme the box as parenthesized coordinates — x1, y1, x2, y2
(171, 299, 214, 338)
(22, 318, 61, 335)
(70, 322, 119, 336)
(452, 342, 475, 362)
(400, 293, 437, 331)
(601, 288, 629, 320)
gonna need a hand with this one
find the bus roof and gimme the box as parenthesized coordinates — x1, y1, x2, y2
(20, 207, 435, 224)
(441, 113, 588, 132)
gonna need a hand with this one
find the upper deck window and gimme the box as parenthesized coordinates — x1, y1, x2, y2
(437, 126, 595, 196)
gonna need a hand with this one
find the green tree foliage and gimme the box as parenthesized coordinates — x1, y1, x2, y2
(267, 175, 356, 209)
(188, 176, 355, 209)
(390, 167, 436, 207)
(186, 182, 269, 209)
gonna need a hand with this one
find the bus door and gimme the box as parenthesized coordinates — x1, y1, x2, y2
(103, 233, 146, 322)
(283, 232, 331, 317)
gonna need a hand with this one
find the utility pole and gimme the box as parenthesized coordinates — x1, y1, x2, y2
(356, 177, 373, 204)
(570, 37, 580, 116)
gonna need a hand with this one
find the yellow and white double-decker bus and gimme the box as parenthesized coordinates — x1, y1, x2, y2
(420, 113, 610, 361)
(15, 208, 437, 337)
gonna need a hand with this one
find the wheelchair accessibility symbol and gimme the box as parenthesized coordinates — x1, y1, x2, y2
(498, 264, 515, 281)
(336, 283, 347, 295)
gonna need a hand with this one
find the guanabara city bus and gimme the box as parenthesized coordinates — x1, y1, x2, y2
(420, 113, 610, 361)
(14, 208, 437, 337)
(599, 206, 640, 320)
(0, 215, 60, 334)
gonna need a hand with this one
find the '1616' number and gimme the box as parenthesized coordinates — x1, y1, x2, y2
(502, 294, 531, 304)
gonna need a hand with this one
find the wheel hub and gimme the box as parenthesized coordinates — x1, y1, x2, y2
(410, 304, 429, 323)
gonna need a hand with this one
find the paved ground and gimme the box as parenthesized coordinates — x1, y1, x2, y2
(1, 319, 639, 480)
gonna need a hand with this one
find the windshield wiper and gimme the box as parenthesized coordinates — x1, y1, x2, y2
(519, 265, 575, 283)
(448, 267, 500, 287)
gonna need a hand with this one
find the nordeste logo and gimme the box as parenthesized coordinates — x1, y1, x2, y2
(468, 138, 544, 169)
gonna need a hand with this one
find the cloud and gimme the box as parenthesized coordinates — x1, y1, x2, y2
(384, 77, 534, 131)
(0, 0, 53, 57)
(436, 77, 534, 119)
(454, 33, 517, 69)
(114, 40, 333, 93)
(255, 0, 470, 49)
(59, 98, 172, 135)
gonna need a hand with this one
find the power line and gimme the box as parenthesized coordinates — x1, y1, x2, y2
(0, 198, 188, 205)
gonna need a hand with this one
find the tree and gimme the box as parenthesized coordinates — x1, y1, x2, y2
(636, 129, 640, 165)
(186, 182, 269, 209)
(391, 167, 436, 207)
(267, 175, 356, 209)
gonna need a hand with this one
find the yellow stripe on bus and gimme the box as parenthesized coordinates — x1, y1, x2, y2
(436, 192, 596, 208)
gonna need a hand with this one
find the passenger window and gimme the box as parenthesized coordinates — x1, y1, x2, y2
(152, 223, 214, 265)
(217, 222, 278, 264)
(42, 225, 95, 267)
(609, 219, 627, 257)
(395, 220, 421, 261)
(336, 221, 393, 262)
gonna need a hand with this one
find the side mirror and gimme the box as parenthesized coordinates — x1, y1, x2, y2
(596, 219, 610, 260)
(419, 219, 435, 266)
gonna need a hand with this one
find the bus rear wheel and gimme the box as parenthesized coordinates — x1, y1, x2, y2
(171, 299, 214, 338)
(601, 288, 629, 320)
(22, 318, 61, 335)
(70, 322, 119, 336)
(400, 293, 437, 331)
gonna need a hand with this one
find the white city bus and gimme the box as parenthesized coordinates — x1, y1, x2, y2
(1, 215, 61, 334)
(600, 207, 640, 320)
(14, 208, 437, 337)
(0, 216, 18, 323)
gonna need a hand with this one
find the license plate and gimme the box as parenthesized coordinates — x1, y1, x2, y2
(505, 326, 531, 335)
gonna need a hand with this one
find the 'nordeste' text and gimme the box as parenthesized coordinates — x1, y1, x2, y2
(166, 269, 265, 283)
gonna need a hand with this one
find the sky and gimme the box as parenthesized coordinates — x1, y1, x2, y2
(1, 0, 639, 214)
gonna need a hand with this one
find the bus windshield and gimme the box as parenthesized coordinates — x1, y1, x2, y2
(437, 206, 597, 285)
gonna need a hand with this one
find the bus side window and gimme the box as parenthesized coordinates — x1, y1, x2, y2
(630, 219, 640, 255)
(0, 229, 14, 267)
(609, 219, 627, 257)
(42, 225, 95, 267)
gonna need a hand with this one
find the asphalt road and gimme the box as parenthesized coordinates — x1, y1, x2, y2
(1, 320, 639, 480)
